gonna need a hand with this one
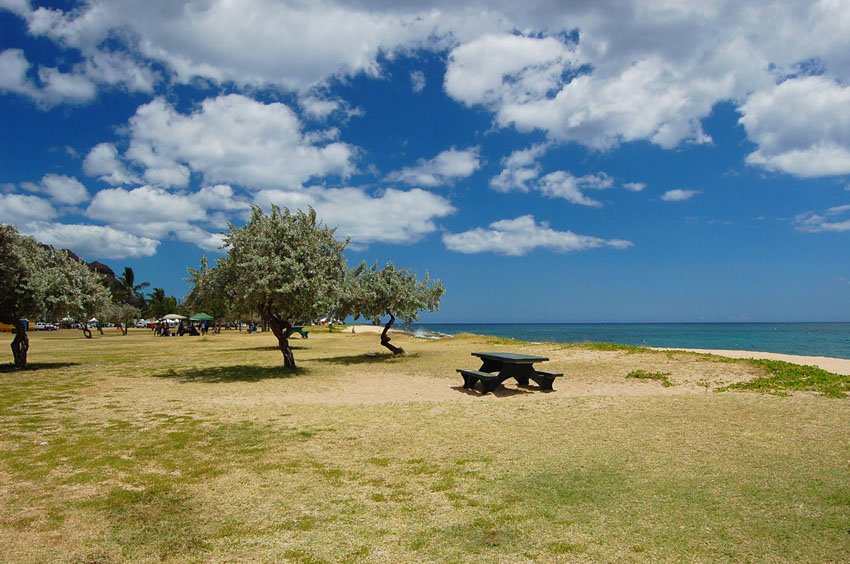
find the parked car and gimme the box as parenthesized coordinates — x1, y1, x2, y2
(134, 320, 149, 328)
(35, 322, 57, 331)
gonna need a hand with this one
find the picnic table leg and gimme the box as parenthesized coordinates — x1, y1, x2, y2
(481, 378, 503, 394)
(500, 364, 534, 386)
(478, 359, 501, 373)
(536, 377, 555, 391)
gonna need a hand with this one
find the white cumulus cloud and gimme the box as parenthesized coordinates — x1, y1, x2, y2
(0, 46, 154, 108)
(86, 184, 249, 240)
(490, 143, 550, 193)
(83, 143, 141, 185)
(386, 147, 480, 187)
(537, 171, 614, 207)
(16, 0, 456, 91)
(740, 76, 850, 177)
(112, 94, 356, 190)
(661, 189, 699, 202)
(623, 182, 647, 192)
(443, 215, 632, 256)
(19, 222, 159, 259)
(0, 193, 57, 223)
(22, 174, 90, 205)
(445, 34, 576, 107)
(255, 186, 455, 245)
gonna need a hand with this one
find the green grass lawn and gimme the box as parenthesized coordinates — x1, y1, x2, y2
(1, 328, 848, 562)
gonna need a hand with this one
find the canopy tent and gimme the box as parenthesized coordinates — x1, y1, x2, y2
(161, 313, 187, 320)
(189, 313, 214, 321)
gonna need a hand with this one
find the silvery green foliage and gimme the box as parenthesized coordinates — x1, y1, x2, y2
(0, 224, 110, 324)
(344, 261, 444, 325)
(184, 255, 227, 319)
(98, 302, 141, 328)
(215, 205, 348, 325)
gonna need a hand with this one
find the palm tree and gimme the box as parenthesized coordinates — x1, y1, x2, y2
(147, 287, 176, 319)
(117, 267, 149, 306)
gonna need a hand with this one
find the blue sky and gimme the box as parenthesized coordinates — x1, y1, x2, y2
(2, 1, 850, 322)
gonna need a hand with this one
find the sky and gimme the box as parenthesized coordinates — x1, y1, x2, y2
(1, 1, 850, 323)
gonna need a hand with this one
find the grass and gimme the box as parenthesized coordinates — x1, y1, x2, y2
(626, 369, 674, 387)
(563, 342, 653, 353)
(0, 328, 848, 562)
(721, 359, 850, 398)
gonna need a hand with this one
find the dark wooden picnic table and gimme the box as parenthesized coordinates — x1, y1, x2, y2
(457, 351, 562, 393)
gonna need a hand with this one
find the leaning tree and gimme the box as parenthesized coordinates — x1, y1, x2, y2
(340, 262, 444, 355)
(212, 205, 348, 368)
(0, 224, 110, 368)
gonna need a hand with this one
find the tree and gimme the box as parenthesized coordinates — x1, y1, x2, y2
(184, 255, 227, 320)
(213, 205, 348, 368)
(99, 302, 141, 335)
(116, 266, 149, 306)
(0, 225, 110, 368)
(340, 262, 444, 355)
(147, 287, 177, 319)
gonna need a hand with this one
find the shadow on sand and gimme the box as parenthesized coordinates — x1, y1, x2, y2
(315, 352, 421, 366)
(156, 364, 307, 383)
(451, 384, 536, 397)
(0, 362, 80, 373)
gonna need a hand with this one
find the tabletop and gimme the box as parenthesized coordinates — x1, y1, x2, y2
(471, 351, 549, 363)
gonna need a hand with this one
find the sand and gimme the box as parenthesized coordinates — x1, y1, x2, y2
(652, 347, 850, 375)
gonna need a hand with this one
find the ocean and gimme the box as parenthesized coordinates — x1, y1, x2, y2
(410, 323, 850, 360)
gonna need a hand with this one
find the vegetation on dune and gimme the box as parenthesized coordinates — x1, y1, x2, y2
(721, 359, 850, 398)
(627, 369, 674, 387)
(564, 342, 654, 353)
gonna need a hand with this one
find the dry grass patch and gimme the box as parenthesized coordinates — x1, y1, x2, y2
(0, 329, 848, 562)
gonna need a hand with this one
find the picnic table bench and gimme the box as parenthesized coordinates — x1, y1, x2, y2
(289, 326, 309, 338)
(457, 351, 562, 393)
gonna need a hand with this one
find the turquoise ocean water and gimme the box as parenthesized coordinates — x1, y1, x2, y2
(411, 323, 850, 360)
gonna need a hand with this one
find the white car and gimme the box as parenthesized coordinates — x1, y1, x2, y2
(35, 322, 56, 331)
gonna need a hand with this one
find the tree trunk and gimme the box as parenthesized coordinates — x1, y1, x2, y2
(10, 320, 29, 369)
(381, 312, 404, 355)
(122, 323, 129, 335)
(267, 313, 296, 368)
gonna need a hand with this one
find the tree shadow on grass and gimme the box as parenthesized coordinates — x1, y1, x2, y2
(223, 345, 307, 352)
(156, 364, 307, 383)
(314, 352, 421, 366)
(0, 362, 80, 373)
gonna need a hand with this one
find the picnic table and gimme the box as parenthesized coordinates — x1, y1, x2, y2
(289, 326, 309, 338)
(457, 351, 562, 393)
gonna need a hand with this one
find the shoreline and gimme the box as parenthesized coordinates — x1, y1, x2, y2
(651, 347, 850, 375)
(344, 325, 850, 375)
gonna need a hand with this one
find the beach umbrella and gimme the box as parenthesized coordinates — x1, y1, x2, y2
(161, 313, 187, 320)
(189, 313, 214, 321)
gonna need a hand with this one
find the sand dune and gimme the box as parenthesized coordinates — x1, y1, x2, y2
(653, 347, 850, 375)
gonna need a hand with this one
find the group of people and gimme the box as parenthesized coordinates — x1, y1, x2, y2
(153, 320, 211, 337)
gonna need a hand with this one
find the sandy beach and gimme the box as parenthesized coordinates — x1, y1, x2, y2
(653, 347, 850, 375)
